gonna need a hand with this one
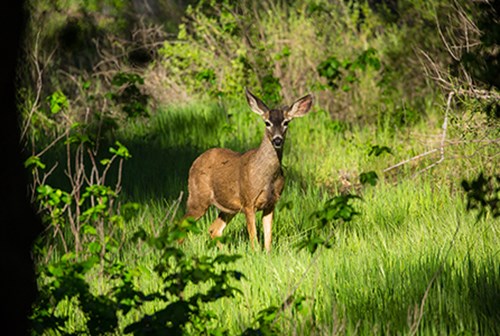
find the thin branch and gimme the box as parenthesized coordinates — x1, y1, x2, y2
(115, 159, 124, 195)
(154, 192, 184, 238)
(457, 88, 500, 100)
(22, 30, 45, 141)
(383, 149, 438, 173)
(412, 91, 453, 177)
(40, 162, 59, 187)
(274, 230, 336, 323)
(417, 49, 454, 91)
(385, 86, 498, 177)
(36, 129, 70, 157)
(409, 218, 461, 335)
(436, 16, 459, 61)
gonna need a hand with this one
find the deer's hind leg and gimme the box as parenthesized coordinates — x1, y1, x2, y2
(183, 194, 210, 221)
(209, 212, 235, 239)
(183, 172, 213, 221)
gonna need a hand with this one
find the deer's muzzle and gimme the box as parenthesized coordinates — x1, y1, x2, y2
(272, 136, 283, 148)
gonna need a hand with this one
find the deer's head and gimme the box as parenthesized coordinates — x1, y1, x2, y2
(245, 88, 314, 150)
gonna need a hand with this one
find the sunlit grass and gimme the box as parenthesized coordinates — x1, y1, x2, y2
(42, 100, 499, 334)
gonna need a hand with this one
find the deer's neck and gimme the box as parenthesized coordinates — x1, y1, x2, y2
(254, 135, 283, 170)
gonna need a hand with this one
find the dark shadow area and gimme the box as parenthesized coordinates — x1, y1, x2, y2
(31, 102, 229, 207)
(321, 254, 500, 334)
(119, 142, 201, 203)
(0, 0, 43, 334)
(34, 139, 203, 212)
(463, 256, 500, 334)
(117, 104, 228, 203)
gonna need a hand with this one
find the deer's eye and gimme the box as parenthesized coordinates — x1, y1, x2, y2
(283, 120, 290, 127)
(265, 120, 272, 128)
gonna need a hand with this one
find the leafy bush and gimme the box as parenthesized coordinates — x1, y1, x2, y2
(32, 218, 244, 335)
(462, 173, 500, 220)
(29, 126, 245, 334)
(20, 1, 500, 334)
(157, 0, 393, 121)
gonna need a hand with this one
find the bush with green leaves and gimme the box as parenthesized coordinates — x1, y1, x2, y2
(26, 130, 133, 256)
(157, 0, 394, 120)
(31, 217, 244, 335)
(462, 173, 500, 220)
(28, 121, 246, 334)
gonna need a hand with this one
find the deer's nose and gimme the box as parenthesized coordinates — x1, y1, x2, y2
(272, 136, 283, 148)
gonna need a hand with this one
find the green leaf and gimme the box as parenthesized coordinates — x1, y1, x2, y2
(36, 184, 52, 196)
(111, 72, 144, 86)
(274, 46, 291, 60)
(61, 252, 76, 262)
(61, 192, 72, 205)
(65, 133, 92, 145)
(317, 56, 342, 89)
(312, 194, 361, 226)
(345, 74, 357, 83)
(359, 171, 379, 186)
(214, 254, 242, 264)
(83, 224, 97, 235)
(368, 145, 393, 157)
(109, 141, 131, 159)
(257, 306, 279, 322)
(81, 255, 99, 270)
(24, 156, 46, 170)
(88, 241, 101, 254)
(82, 81, 91, 90)
(341, 84, 351, 92)
(47, 90, 69, 114)
(48, 264, 64, 277)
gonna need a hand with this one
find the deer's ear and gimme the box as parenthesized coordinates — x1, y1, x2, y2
(287, 94, 314, 118)
(245, 88, 269, 116)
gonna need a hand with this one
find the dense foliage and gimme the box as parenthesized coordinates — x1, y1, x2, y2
(19, 0, 499, 334)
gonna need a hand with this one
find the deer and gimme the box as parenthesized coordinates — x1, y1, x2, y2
(183, 88, 313, 252)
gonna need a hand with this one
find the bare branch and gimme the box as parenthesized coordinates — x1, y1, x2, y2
(383, 149, 439, 173)
(412, 91, 452, 176)
(409, 219, 461, 335)
(21, 31, 57, 142)
(436, 15, 459, 61)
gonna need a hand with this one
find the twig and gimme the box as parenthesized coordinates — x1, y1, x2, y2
(36, 129, 70, 157)
(412, 91, 454, 177)
(457, 88, 500, 100)
(409, 217, 461, 335)
(153, 192, 184, 237)
(383, 92, 456, 176)
(273, 230, 335, 323)
(21, 30, 46, 141)
(383, 149, 438, 173)
(436, 15, 459, 61)
(170, 192, 184, 224)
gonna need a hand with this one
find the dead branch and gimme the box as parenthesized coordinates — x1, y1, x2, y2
(21, 31, 57, 142)
(384, 78, 499, 176)
(412, 91, 454, 176)
(409, 218, 461, 336)
(383, 149, 438, 173)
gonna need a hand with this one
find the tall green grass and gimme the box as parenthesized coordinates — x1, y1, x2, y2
(115, 179, 498, 334)
(44, 99, 499, 334)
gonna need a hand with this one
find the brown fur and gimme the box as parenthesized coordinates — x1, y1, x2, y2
(183, 89, 313, 252)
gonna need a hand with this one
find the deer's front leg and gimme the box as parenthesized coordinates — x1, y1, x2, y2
(244, 209, 258, 250)
(262, 207, 274, 252)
